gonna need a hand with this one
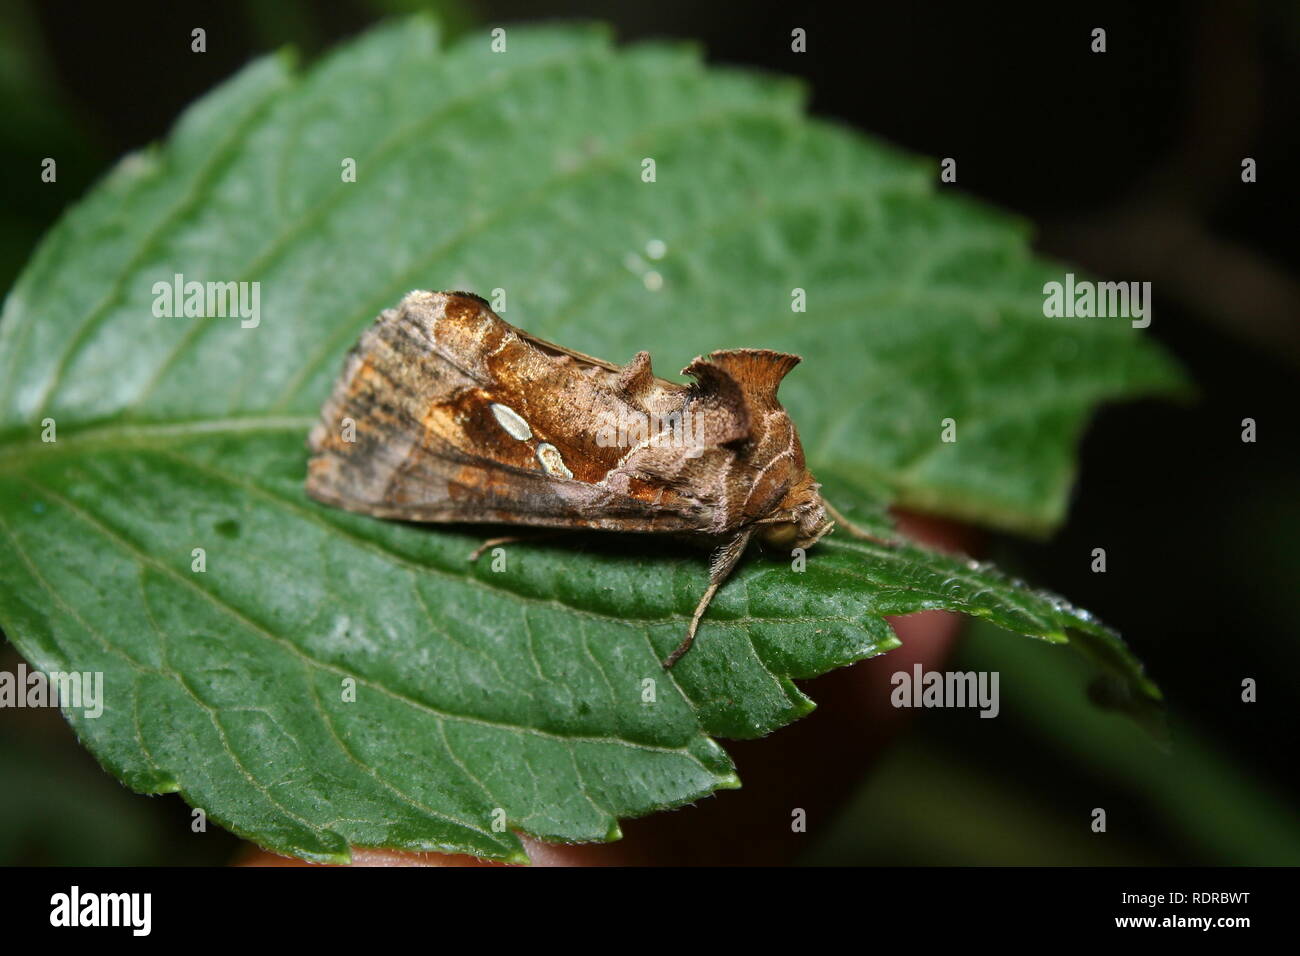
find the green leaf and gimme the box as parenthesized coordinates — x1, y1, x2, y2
(0, 17, 1180, 862)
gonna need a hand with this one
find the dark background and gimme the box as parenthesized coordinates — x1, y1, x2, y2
(2, 0, 1296, 864)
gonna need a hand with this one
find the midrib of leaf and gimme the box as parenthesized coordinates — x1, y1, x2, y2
(1, 426, 890, 639)
(0, 416, 317, 469)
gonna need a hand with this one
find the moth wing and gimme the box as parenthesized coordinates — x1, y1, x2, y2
(307, 291, 706, 533)
(512, 326, 622, 373)
(310, 399, 693, 530)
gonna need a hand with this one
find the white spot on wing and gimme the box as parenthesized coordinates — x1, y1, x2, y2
(536, 442, 573, 479)
(490, 402, 532, 441)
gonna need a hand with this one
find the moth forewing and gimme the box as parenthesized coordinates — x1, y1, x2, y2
(307, 290, 847, 666)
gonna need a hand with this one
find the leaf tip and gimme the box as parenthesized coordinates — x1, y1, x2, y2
(1086, 672, 1168, 743)
(269, 44, 300, 75)
(716, 772, 742, 791)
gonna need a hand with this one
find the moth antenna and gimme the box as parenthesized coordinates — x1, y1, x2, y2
(822, 499, 902, 547)
(663, 527, 754, 667)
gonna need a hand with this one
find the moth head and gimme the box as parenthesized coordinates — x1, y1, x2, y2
(758, 481, 832, 551)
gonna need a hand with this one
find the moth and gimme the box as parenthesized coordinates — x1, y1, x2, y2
(307, 290, 881, 666)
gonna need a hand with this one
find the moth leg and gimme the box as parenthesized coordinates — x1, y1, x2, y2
(823, 499, 901, 547)
(663, 527, 754, 669)
(467, 536, 526, 562)
(467, 532, 569, 562)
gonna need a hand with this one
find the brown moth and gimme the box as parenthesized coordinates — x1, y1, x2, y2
(307, 290, 878, 666)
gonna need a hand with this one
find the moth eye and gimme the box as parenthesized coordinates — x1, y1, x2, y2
(536, 442, 574, 479)
(489, 402, 532, 441)
(759, 522, 799, 549)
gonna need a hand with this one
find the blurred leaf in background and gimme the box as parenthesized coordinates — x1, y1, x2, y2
(806, 614, 1300, 865)
(0, 0, 106, 292)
